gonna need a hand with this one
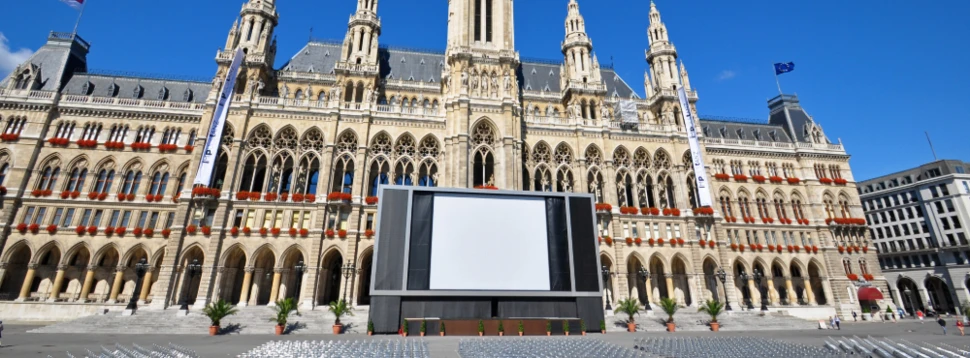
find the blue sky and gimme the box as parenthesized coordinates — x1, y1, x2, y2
(1, 0, 967, 180)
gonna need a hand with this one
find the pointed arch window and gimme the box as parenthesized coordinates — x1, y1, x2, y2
(37, 165, 61, 191)
(0, 163, 8, 186)
(93, 169, 115, 194)
(119, 170, 142, 195)
(66, 168, 88, 192)
(149, 171, 170, 196)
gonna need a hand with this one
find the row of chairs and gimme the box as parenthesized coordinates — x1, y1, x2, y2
(632, 337, 854, 358)
(826, 336, 970, 357)
(458, 338, 646, 358)
(54, 343, 199, 358)
(238, 340, 431, 358)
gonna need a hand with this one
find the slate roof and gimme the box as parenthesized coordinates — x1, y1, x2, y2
(0, 32, 89, 91)
(61, 73, 211, 103)
(698, 118, 794, 143)
(281, 40, 637, 97)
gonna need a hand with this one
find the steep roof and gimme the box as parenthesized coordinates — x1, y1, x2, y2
(60, 73, 211, 103)
(698, 118, 794, 143)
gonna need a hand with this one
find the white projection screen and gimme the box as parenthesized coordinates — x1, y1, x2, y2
(428, 194, 551, 291)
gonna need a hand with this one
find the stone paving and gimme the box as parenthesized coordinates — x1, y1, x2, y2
(605, 310, 820, 332)
(3, 318, 962, 357)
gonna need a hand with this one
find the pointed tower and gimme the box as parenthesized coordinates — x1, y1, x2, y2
(217, 0, 279, 96)
(445, 0, 516, 55)
(561, 0, 603, 91)
(338, 0, 381, 71)
(645, 1, 680, 92)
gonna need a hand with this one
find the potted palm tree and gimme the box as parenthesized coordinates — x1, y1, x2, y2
(271, 297, 299, 335)
(439, 322, 446, 336)
(498, 320, 505, 336)
(562, 320, 570, 336)
(202, 300, 237, 336)
(698, 299, 725, 331)
(478, 320, 485, 336)
(367, 320, 374, 336)
(401, 319, 409, 337)
(545, 320, 552, 336)
(580, 319, 587, 336)
(420, 320, 427, 337)
(518, 320, 525, 336)
(617, 297, 641, 332)
(599, 320, 606, 334)
(660, 297, 678, 332)
(328, 299, 353, 334)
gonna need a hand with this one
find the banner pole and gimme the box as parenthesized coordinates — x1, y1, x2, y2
(774, 68, 784, 96)
(72, 1, 87, 36)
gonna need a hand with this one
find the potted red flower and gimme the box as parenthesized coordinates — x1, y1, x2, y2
(46, 225, 58, 234)
(325, 229, 335, 238)
(133, 227, 143, 236)
(786, 177, 800, 184)
(338, 229, 348, 238)
(162, 229, 172, 238)
(243, 227, 252, 235)
(634, 238, 642, 245)
(271, 227, 281, 236)
(365, 196, 379, 205)
(299, 228, 309, 237)
(289, 228, 298, 237)
(365, 229, 375, 238)
(230, 227, 240, 236)
(625, 237, 634, 245)
(186, 225, 198, 235)
(144, 229, 154, 237)
(259, 227, 269, 236)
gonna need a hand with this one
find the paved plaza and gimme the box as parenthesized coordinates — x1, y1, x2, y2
(2, 319, 969, 357)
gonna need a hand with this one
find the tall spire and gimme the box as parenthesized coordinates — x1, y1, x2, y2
(645, 0, 679, 91)
(561, 0, 602, 90)
(339, 0, 382, 70)
(445, 0, 517, 56)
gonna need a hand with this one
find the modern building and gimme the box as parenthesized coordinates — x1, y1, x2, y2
(860, 160, 970, 315)
(0, 0, 887, 321)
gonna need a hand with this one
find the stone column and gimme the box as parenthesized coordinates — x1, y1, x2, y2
(78, 266, 96, 302)
(0, 263, 7, 290)
(210, 267, 224, 303)
(48, 265, 67, 301)
(268, 269, 283, 305)
(747, 278, 760, 307)
(238, 267, 254, 306)
(805, 280, 817, 305)
(16, 264, 38, 301)
(665, 274, 675, 303)
(138, 268, 154, 304)
(820, 276, 834, 306)
(767, 278, 779, 305)
(644, 276, 654, 305)
(784, 277, 796, 305)
(108, 266, 126, 303)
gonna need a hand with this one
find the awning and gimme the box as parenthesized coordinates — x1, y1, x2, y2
(858, 287, 884, 301)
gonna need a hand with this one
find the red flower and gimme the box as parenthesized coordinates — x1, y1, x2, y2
(641, 207, 651, 215)
(757, 244, 764, 251)
(133, 227, 143, 236)
(714, 173, 731, 181)
(699, 239, 707, 247)
(184, 145, 195, 152)
(786, 177, 800, 184)
(230, 227, 240, 236)
(201, 226, 212, 235)
(117, 193, 126, 201)
(305, 194, 316, 202)
(692, 207, 715, 216)
(365, 196, 379, 205)
(651, 207, 660, 216)
(834, 178, 848, 185)
(648, 238, 656, 246)
(708, 241, 716, 248)
(271, 227, 281, 236)
(365, 229, 375, 238)
(243, 227, 252, 235)
(657, 238, 665, 246)
(31, 189, 43, 197)
(16, 223, 28, 233)
(60, 191, 71, 199)
(677, 238, 685, 245)
(853, 246, 860, 253)
(115, 227, 126, 236)
(819, 178, 834, 185)
(248, 192, 261, 200)
(671, 208, 681, 216)
(326, 229, 335, 238)
(46, 225, 58, 234)
(662, 208, 671, 216)
(328, 192, 352, 201)
(794, 246, 801, 253)
(749, 244, 756, 251)
(265, 193, 278, 201)
(733, 174, 749, 181)
(299, 228, 309, 237)
(87, 226, 97, 235)
(162, 229, 172, 238)
(634, 238, 642, 245)
(739, 245, 745, 252)
(76, 226, 86, 235)
(787, 245, 794, 252)
(28, 223, 40, 233)
(236, 191, 250, 200)
(126, 193, 135, 201)
(289, 228, 298, 237)
(145, 194, 155, 202)
(862, 246, 868, 253)
(769, 176, 783, 183)
(626, 237, 634, 245)
(847, 273, 859, 281)
(604, 237, 613, 245)
(98, 192, 108, 201)
(144, 229, 154, 237)
(595, 203, 613, 212)
(776, 245, 783, 252)
(338, 229, 348, 238)
(292, 193, 305, 202)
(186, 225, 198, 234)
(804, 245, 811, 252)
(752, 175, 766, 183)
(259, 227, 269, 236)
(768, 245, 775, 252)
(838, 246, 845, 253)
(812, 246, 818, 254)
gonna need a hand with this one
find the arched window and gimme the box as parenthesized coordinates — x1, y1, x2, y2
(93, 169, 115, 194)
(471, 123, 496, 187)
(120, 170, 142, 195)
(37, 166, 61, 191)
(859, 259, 869, 276)
(149, 171, 169, 196)
(65, 168, 87, 192)
(842, 259, 853, 275)
(0, 163, 8, 186)
(719, 194, 734, 218)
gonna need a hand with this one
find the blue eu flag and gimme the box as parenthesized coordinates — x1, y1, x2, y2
(774, 62, 795, 75)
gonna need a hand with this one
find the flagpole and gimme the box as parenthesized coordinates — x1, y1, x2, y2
(72, 1, 87, 36)
(773, 65, 784, 96)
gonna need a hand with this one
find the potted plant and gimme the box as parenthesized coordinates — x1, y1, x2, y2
(617, 297, 641, 332)
(328, 299, 353, 334)
(420, 320, 427, 337)
(599, 320, 606, 334)
(545, 320, 552, 336)
(498, 320, 505, 336)
(402, 319, 409, 337)
(202, 300, 237, 336)
(271, 297, 299, 335)
(478, 320, 485, 336)
(518, 320, 525, 336)
(562, 320, 570, 336)
(698, 299, 725, 331)
(886, 306, 895, 321)
(580, 319, 587, 336)
(660, 297, 679, 332)
(861, 306, 872, 321)
(439, 322, 446, 336)
(367, 320, 374, 336)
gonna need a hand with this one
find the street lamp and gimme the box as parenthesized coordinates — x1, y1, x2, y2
(293, 260, 306, 303)
(637, 267, 652, 310)
(715, 267, 732, 311)
(126, 258, 150, 311)
(178, 259, 202, 311)
(341, 261, 356, 302)
(738, 272, 754, 310)
(903, 287, 913, 316)
(753, 268, 768, 311)
(601, 265, 613, 310)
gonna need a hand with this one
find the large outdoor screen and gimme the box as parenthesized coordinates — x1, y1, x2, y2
(428, 194, 551, 291)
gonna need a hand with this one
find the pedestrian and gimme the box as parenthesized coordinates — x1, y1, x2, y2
(834, 315, 841, 330)
(957, 320, 965, 336)
(852, 311, 858, 321)
(829, 316, 836, 330)
(917, 310, 924, 324)
(898, 307, 905, 319)
(938, 317, 947, 335)
(0, 320, 4, 347)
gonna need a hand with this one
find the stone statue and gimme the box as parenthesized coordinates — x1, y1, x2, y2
(256, 79, 265, 93)
(280, 85, 289, 98)
(560, 179, 572, 193)
(471, 74, 478, 90)
(364, 87, 374, 103)
(601, 106, 610, 120)
(504, 72, 512, 91)
(490, 75, 498, 95)
(431, 173, 439, 186)
(410, 172, 418, 186)
(461, 70, 469, 87)
(487, 174, 495, 187)
(481, 73, 488, 93)
(617, 181, 627, 205)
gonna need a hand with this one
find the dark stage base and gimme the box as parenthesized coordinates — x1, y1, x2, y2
(403, 318, 585, 336)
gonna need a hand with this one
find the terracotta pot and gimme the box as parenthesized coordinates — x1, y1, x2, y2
(479, 332, 484, 336)
(332, 324, 343, 334)
(275, 325, 284, 335)
(439, 332, 445, 336)
(209, 326, 219, 336)
(499, 332, 504, 336)
(627, 322, 636, 332)
(666, 323, 676, 332)
(582, 332, 587, 336)
(565, 332, 569, 336)
(368, 332, 373, 336)
(710, 322, 720, 332)
(601, 330, 606, 334)
(402, 332, 408, 337)
(420, 332, 425, 337)
(518, 332, 524, 336)
(546, 332, 551, 336)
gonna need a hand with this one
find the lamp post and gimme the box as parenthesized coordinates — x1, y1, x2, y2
(341, 260, 356, 302)
(739, 272, 754, 310)
(637, 267, 651, 310)
(903, 287, 913, 316)
(293, 260, 305, 303)
(753, 268, 768, 311)
(601, 265, 613, 310)
(125, 258, 150, 311)
(178, 259, 202, 311)
(715, 267, 732, 311)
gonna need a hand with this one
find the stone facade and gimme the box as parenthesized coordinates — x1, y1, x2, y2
(0, 0, 887, 320)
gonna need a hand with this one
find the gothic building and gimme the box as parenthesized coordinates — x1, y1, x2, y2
(0, 0, 888, 320)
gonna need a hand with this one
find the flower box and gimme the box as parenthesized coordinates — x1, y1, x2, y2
(299, 228, 309, 237)
(833, 178, 848, 185)
(648, 238, 656, 246)
(714, 173, 730, 181)
(603, 236, 613, 245)
(863, 274, 874, 281)
(692, 207, 715, 215)
(98, 193, 108, 201)
(76, 226, 86, 235)
(249, 192, 261, 200)
(28, 223, 40, 234)
(819, 178, 834, 185)
(77, 140, 98, 148)
(186, 225, 198, 234)
(236, 191, 250, 200)
(305, 194, 316, 202)
(365, 196, 379, 205)
(327, 192, 352, 201)
(243, 227, 252, 235)
(847, 274, 859, 281)
(677, 238, 685, 245)
(191, 187, 221, 198)
(787, 245, 794, 253)
(757, 244, 764, 251)
(365, 229, 375, 238)
(280, 193, 289, 202)
(292, 193, 305, 202)
(804, 245, 811, 252)
(699, 239, 707, 247)
(133, 228, 143, 236)
(786, 177, 800, 184)
(625, 237, 634, 245)
(634, 237, 642, 245)
(230, 227, 240, 236)
(325, 229, 335, 238)
(259, 228, 269, 236)
(657, 238, 665, 246)
(0, 133, 20, 141)
(289, 228, 298, 237)
(749, 244, 756, 251)
(271, 227, 281, 236)
(338, 229, 348, 238)
(838, 246, 845, 253)
(862, 246, 868, 253)
(184, 145, 195, 152)
(812, 246, 818, 254)
(768, 245, 775, 252)
(265, 193, 278, 202)
(738, 245, 745, 252)
(115, 227, 127, 236)
(708, 241, 716, 248)
(733, 174, 749, 181)
(162, 229, 172, 238)
(752, 175, 766, 183)
(46, 225, 58, 234)
(473, 185, 499, 190)
(769, 176, 784, 183)
(144, 229, 154, 237)
(594, 203, 613, 212)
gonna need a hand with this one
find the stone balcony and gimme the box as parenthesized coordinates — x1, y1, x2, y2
(59, 94, 206, 115)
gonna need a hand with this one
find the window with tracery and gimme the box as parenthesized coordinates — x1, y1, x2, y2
(653, 150, 671, 170)
(719, 194, 734, 217)
(773, 194, 788, 219)
(829, 165, 843, 179)
(766, 162, 778, 177)
(149, 168, 170, 197)
(119, 164, 143, 196)
(814, 164, 827, 179)
(712, 159, 726, 174)
(331, 131, 358, 194)
(747, 161, 761, 176)
(730, 160, 744, 175)
(65, 161, 88, 192)
(52, 121, 76, 140)
(36, 159, 61, 192)
(4, 116, 27, 136)
(92, 162, 116, 194)
(471, 123, 496, 187)
(81, 123, 102, 141)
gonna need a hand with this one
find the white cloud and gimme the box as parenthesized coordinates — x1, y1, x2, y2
(0, 33, 34, 78)
(716, 70, 736, 81)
